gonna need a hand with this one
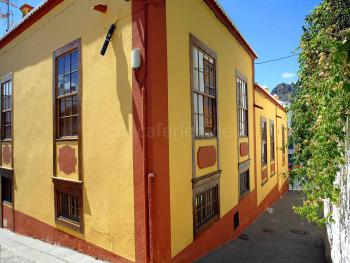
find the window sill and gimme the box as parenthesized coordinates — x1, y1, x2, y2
(195, 136, 217, 140)
(192, 170, 221, 185)
(51, 177, 83, 185)
(1, 139, 12, 143)
(56, 137, 78, 142)
(56, 216, 82, 233)
(2, 201, 13, 207)
(239, 160, 250, 170)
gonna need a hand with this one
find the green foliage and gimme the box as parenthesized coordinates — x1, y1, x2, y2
(290, 0, 350, 225)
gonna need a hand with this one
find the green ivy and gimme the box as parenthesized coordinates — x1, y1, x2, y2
(290, 0, 350, 225)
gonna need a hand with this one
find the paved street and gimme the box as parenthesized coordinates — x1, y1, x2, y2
(0, 229, 105, 263)
(0, 192, 325, 263)
(197, 191, 326, 263)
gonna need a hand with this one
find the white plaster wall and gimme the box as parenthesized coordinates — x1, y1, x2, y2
(324, 120, 350, 263)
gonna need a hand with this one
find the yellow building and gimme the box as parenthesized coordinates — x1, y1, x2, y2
(0, 0, 288, 262)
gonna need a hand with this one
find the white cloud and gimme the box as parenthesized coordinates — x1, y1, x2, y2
(282, 72, 295, 79)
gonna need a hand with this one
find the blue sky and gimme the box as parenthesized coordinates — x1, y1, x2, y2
(1, 0, 321, 91)
(0, 0, 42, 33)
(218, 0, 321, 90)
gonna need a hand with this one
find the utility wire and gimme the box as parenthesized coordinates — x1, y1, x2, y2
(255, 53, 299, 65)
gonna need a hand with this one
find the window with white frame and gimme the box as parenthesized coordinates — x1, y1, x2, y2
(237, 78, 248, 137)
(192, 44, 216, 137)
(270, 121, 275, 161)
(1, 79, 12, 140)
(261, 118, 267, 165)
(282, 124, 286, 165)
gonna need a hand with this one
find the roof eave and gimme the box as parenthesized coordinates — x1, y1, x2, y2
(254, 83, 287, 112)
(0, 0, 258, 61)
(203, 0, 258, 60)
(0, 0, 64, 50)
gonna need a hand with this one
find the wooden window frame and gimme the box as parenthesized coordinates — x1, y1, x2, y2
(190, 35, 218, 138)
(270, 120, 275, 161)
(192, 172, 220, 237)
(52, 39, 83, 232)
(53, 39, 81, 140)
(53, 178, 83, 232)
(237, 74, 248, 137)
(0, 74, 13, 142)
(261, 117, 268, 166)
(238, 160, 250, 198)
(1, 176, 12, 204)
(282, 124, 286, 166)
(0, 168, 13, 205)
(239, 170, 250, 196)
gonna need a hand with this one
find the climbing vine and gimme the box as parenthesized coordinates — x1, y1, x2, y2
(290, 0, 350, 225)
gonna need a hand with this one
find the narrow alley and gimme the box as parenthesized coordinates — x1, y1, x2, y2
(198, 191, 325, 263)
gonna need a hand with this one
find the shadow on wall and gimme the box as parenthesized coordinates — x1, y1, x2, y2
(112, 19, 132, 132)
(0, 0, 134, 229)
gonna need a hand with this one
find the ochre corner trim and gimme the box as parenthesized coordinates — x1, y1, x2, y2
(132, 0, 171, 262)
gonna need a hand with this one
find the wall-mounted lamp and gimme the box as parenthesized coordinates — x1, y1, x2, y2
(100, 24, 116, 56)
(92, 4, 108, 13)
(131, 49, 141, 69)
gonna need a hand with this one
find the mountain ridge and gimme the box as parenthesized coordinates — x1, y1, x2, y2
(270, 83, 296, 103)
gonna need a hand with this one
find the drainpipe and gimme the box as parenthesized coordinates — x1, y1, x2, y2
(147, 172, 155, 263)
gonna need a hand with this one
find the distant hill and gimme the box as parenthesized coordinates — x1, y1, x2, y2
(271, 83, 296, 103)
